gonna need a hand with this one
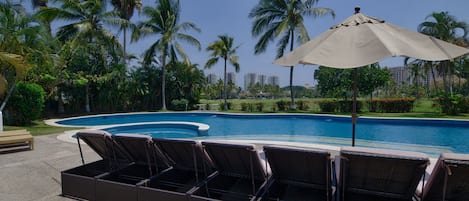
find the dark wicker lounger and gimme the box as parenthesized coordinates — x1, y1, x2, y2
(137, 138, 215, 201)
(61, 130, 133, 201)
(420, 153, 469, 201)
(336, 146, 430, 201)
(189, 141, 270, 201)
(258, 145, 333, 201)
(95, 134, 171, 201)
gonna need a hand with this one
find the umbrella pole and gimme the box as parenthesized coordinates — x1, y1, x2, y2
(352, 68, 358, 147)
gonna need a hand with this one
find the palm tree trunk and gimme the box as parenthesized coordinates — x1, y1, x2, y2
(161, 53, 167, 111)
(123, 28, 127, 65)
(0, 80, 17, 111)
(223, 57, 228, 110)
(430, 62, 438, 95)
(85, 83, 90, 113)
(289, 30, 295, 110)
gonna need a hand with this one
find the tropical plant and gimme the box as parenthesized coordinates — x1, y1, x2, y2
(37, 0, 124, 112)
(249, 0, 334, 109)
(0, 1, 40, 112)
(205, 35, 240, 110)
(418, 11, 469, 96)
(110, 0, 142, 63)
(133, 0, 201, 110)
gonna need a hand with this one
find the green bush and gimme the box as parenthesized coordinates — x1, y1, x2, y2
(296, 100, 309, 111)
(318, 100, 362, 113)
(276, 100, 289, 111)
(6, 82, 45, 125)
(434, 94, 469, 115)
(255, 102, 264, 112)
(368, 98, 415, 113)
(170, 99, 188, 111)
(219, 102, 232, 110)
(240, 102, 249, 112)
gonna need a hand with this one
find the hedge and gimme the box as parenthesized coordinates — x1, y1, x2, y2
(317, 100, 362, 113)
(368, 98, 416, 113)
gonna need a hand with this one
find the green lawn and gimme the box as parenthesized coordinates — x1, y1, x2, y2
(4, 120, 83, 136)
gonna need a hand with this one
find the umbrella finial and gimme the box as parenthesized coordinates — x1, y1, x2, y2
(354, 7, 361, 14)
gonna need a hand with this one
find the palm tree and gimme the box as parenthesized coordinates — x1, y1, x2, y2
(37, 0, 123, 112)
(133, 0, 201, 110)
(249, 0, 334, 109)
(110, 0, 142, 63)
(0, 1, 38, 111)
(205, 35, 240, 111)
(418, 11, 468, 95)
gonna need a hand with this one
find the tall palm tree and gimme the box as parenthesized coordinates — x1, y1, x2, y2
(133, 0, 201, 110)
(37, 0, 123, 112)
(0, 1, 38, 111)
(418, 11, 468, 95)
(205, 35, 240, 111)
(110, 0, 142, 64)
(249, 0, 334, 109)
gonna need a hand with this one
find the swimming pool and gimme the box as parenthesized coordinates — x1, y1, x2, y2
(55, 112, 469, 154)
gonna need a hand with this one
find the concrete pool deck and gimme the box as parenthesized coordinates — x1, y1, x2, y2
(0, 132, 438, 201)
(0, 133, 99, 201)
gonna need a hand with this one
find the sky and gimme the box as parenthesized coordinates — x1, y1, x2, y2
(29, 0, 469, 88)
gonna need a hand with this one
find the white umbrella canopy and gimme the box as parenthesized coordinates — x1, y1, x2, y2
(274, 7, 469, 147)
(274, 8, 469, 68)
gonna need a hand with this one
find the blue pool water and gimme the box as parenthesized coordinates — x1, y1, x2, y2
(57, 112, 469, 154)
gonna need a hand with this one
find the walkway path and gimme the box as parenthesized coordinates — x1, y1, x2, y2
(0, 133, 98, 201)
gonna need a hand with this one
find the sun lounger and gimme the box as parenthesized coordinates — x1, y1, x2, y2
(189, 141, 270, 201)
(138, 138, 215, 201)
(420, 153, 469, 201)
(337, 146, 429, 201)
(95, 134, 171, 201)
(0, 129, 33, 150)
(258, 145, 333, 201)
(61, 130, 133, 201)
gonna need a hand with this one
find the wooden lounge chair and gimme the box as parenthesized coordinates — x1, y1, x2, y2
(95, 134, 171, 201)
(258, 145, 333, 201)
(337, 146, 429, 201)
(138, 138, 215, 201)
(420, 153, 469, 201)
(189, 141, 270, 201)
(61, 130, 133, 201)
(0, 129, 33, 150)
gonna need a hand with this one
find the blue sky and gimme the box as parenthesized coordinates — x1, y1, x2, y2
(37, 0, 469, 87)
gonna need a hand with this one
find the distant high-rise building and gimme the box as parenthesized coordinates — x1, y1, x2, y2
(244, 73, 257, 90)
(268, 76, 280, 86)
(227, 72, 236, 85)
(389, 66, 410, 87)
(207, 73, 218, 85)
(258, 74, 267, 86)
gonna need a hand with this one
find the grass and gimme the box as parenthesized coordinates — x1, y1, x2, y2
(4, 120, 83, 136)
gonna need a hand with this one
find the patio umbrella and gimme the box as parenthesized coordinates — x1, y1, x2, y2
(274, 7, 469, 146)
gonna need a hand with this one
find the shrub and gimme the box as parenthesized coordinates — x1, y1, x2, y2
(434, 94, 469, 115)
(318, 100, 362, 113)
(219, 102, 232, 110)
(368, 98, 415, 113)
(170, 99, 188, 111)
(296, 100, 309, 111)
(255, 102, 264, 112)
(6, 82, 45, 125)
(240, 102, 249, 112)
(276, 100, 289, 111)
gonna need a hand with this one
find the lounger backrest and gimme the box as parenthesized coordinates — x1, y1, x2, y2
(76, 130, 131, 163)
(202, 141, 267, 180)
(339, 146, 429, 200)
(153, 138, 214, 172)
(264, 145, 331, 189)
(422, 153, 469, 201)
(113, 134, 170, 169)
